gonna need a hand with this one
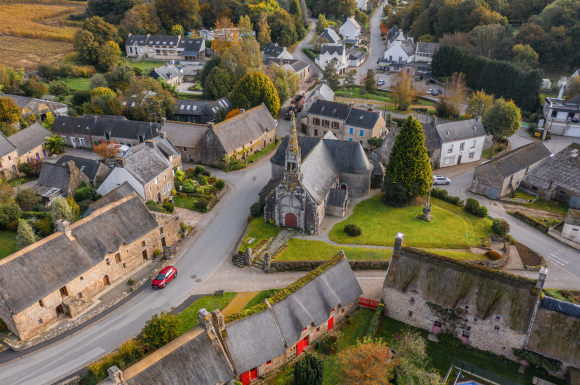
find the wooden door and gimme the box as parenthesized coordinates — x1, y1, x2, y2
(285, 213, 297, 228)
(328, 316, 334, 330)
(250, 368, 258, 380)
(240, 371, 250, 385)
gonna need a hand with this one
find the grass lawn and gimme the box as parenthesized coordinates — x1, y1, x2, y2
(510, 191, 569, 216)
(275, 239, 392, 261)
(243, 289, 280, 310)
(376, 317, 565, 384)
(482, 146, 504, 159)
(62, 77, 90, 91)
(124, 59, 167, 72)
(176, 292, 236, 335)
(329, 196, 492, 248)
(240, 217, 280, 252)
(173, 195, 199, 211)
(543, 288, 580, 305)
(336, 87, 394, 103)
(0, 231, 18, 259)
(7, 175, 36, 187)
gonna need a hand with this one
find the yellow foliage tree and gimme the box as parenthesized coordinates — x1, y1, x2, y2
(212, 17, 239, 53)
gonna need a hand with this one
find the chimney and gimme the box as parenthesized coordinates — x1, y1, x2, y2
(394, 233, 405, 253)
(212, 309, 226, 332)
(57, 220, 75, 241)
(159, 130, 167, 139)
(207, 122, 215, 129)
(198, 308, 213, 332)
(161, 117, 166, 127)
(536, 266, 549, 290)
(145, 139, 156, 149)
(116, 158, 126, 168)
(107, 366, 125, 385)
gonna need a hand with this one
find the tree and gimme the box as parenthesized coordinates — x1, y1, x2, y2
(257, 12, 272, 47)
(17, 219, 37, 248)
(93, 140, 121, 160)
(0, 66, 24, 94)
(74, 30, 101, 65)
(122, 77, 176, 122)
(120, 3, 161, 35)
(267, 64, 300, 105)
(225, 108, 241, 120)
(87, 0, 141, 24)
(238, 15, 253, 38)
(85, 93, 124, 116)
(104, 66, 136, 92)
(222, 37, 264, 82)
(22, 77, 48, 99)
(483, 98, 521, 152)
(344, 70, 356, 90)
(213, 17, 238, 53)
(0, 182, 14, 204)
(365, 69, 377, 93)
(155, 0, 200, 30)
(566, 76, 580, 100)
(393, 72, 415, 110)
(511, 44, 539, 69)
(294, 353, 323, 385)
(466, 90, 494, 119)
(49, 81, 71, 97)
(367, 137, 383, 153)
(469, 24, 509, 59)
(51, 197, 75, 223)
(42, 112, 55, 130)
(0, 97, 22, 124)
(97, 41, 121, 72)
(322, 63, 339, 90)
(15, 188, 40, 210)
(74, 185, 99, 202)
(384, 116, 432, 206)
(140, 312, 181, 350)
(355, 9, 369, 27)
(203, 66, 235, 99)
(290, 0, 305, 39)
(436, 72, 466, 118)
(67, 196, 81, 218)
(395, 329, 442, 385)
(44, 135, 65, 155)
(316, 14, 329, 34)
(337, 337, 397, 384)
(83, 16, 120, 45)
(269, 9, 298, 46)
(170, 24, 184, 36)
(231, 71, 281, 117)
(0, 202, 21, 229)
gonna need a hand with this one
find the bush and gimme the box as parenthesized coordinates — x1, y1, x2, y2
(193, 165, 210, 177)
(463, 198, 487, 217)
(496, 144, 506, 152)
(195, 198, 209, 212)
(153, 249, 162, 256)
(485, 250, 502, 260)
(0, 202, 21, 229)
(431, 188, 463, 207)
(250, 202, 263, 217)
(182, 180, 196, 194)
(513, 349, 562, 372)
(215, 179, 225, 190)
(74, 186, 98, 202)
(127, 278, 135, 286)
(162, 201, 174, 213)
(435, 99, 459, 118)
(32, 216, 54, 237)
(492, 219, 510, 236)
(382, 180, 410, 207)
(344, 224, 362, 237)
(118, 338, 143, 363)
(196, 175, 208, 185)
(140, 312, 181, 351)
(145, 200, 165, 213)
(15, 188, 40, 211)
(294, 353, 323, 385)
(314, 335, 338, 355)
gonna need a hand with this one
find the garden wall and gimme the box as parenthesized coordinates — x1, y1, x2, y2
(508, 211, 548, 233)
(269, 260, 389, 272)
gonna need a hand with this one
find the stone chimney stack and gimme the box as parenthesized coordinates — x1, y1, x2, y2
(212, 309, 226, 332)
(107, 366, 125, 385)
(394, 233, 405, 253)
(145, 139, 156, 149)
(160, 130, 167, 139)
(116, 158, 126, 168)
(198, 308, 213, 332)
(57, 220, 75, 241)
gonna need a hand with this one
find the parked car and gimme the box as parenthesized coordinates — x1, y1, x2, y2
(377, 80, 385, 86)
(433, 175, 451, 185)
(152, 266, 177, 289)
(427, 88, 433, 95)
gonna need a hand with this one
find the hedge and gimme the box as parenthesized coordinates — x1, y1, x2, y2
(513, 349, 562, 372)
(431, 188, 463, 207)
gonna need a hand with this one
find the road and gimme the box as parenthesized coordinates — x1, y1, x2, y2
(356, 2, 386, 83)
(292, 18, 321, 78)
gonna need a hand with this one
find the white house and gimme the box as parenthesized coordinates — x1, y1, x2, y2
(542, 95, 580, 137)
(339, 17, 362, 44)
(356, 0, 368, 10)
(347, 48, 364, 67)
(315, 44, 348, 74)
(319, 27, 341, 44)
(383, 38, 416, 63)
(436, 119, 487, 167)
(386, 26, 406, 48)
(125, 34, 205, 61)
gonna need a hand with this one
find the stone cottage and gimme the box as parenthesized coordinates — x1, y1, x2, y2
(261, 116, 373, 233)
(0, 194, 181, 341)
(55, 155, 111, 186)
(383, 234, 545, 360)
(0, 123, 50, 179)
(33, 160, 90, 203)
(471, 142, 551, 199)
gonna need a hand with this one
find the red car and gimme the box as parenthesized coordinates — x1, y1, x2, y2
(152, 266, 177, 289)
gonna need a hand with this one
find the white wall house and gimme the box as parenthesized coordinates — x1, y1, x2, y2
(339, 17, 362, 44)
(436, 120, 487, 168)
(542, 96, 580, 137)
(97, 167, 146, 200)
(315, 44, 348, 74)
(383, 39, 416, 63)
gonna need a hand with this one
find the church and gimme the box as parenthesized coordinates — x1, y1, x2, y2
(261, 114, 374, 233)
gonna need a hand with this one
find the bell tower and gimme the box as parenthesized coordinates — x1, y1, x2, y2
(284, 111, 301, 183)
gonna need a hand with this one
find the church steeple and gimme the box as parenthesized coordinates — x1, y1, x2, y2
(284, 111, 301, 182)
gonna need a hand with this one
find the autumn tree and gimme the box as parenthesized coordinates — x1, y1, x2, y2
(436, 72, 466, 118)
(155, 0, 200, 30)
(15, 188, 40, 210)
(213, 17, 238, 53)
(225, 108, 240, 120)
(483, 98, 521, 152)
(104, 65, 136, 92)
(171, 24, 184, 36)
(322, 63, 339, 90)
(0, 66, 24, 94)
(231, 71, 280, 117)
(0, 97, 22, 124)
(96, 41, 121, 72)
(267, 64, 300, 105)
(93, 140, 121, 160)
(316, 14, 329, 34)
(122, 77, 176, 122)
(268, 9, 298, 46)
(511, 44, 539, 69)
(222, 37, 264, 82)
(0, 182, 14, 204)
(120, 3, 161, 35)
(17, 220, 37, 248)
(83, 16, 120, 45)
(238, 15, 253, 38)
(466, 90, 494, 119)
(337, 337, 398, 385)
(566, 76, 580, 100)
(51, 197, 75, 223)
(22, 76, 48, 99)
(395, 329, 442, 385)
(393, 72, 415, 110)
(257, 12, 272, 47)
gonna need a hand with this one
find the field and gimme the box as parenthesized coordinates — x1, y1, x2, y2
(0, 0, 85, 69)
(0, 231, 18, 260)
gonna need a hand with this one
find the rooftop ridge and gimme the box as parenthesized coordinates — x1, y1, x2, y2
(213, 104, 266, 129)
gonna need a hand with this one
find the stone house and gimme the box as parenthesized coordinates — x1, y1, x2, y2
(0, 194, 181, 341)
(315, 44, 348, 74)
(0, 94, 68, 119)
(264, 58, 311, 82)
(125, 34, 205, 61)
(33, 160, 90, 203)
(170, 98, 232, 124)
(98, 254, 362, 385)
(562, 209, 580, 243)
(97, 136, 181, 202)
(162, 121, 208, 163)
(52, 115, 161, 149)
(261, 118, 373, 234)
(149, 65, 183, 86)
(0, 123, 50, 179)
(54, 155, 111, 186)
(521, 143, 580, 209)
(0, 134, 20, 180)
(262, 42, 294, 60)
(414, 42, 439, 63)
(471, 142, 551, 199)
(305, 100, 386, 149)
(339, 17, 362, 44)
(542, 95, 580, 138)
(383, 235, 546, 360)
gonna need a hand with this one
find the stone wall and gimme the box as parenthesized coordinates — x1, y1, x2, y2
(143, 167, 175, 202)
(339, 171, 371, 198)
(18, 144, 47, 165)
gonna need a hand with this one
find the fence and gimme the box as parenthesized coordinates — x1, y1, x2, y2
(359, 297, 380, 309)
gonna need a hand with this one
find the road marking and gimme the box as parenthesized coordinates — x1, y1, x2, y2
(548, 253, 569, 266)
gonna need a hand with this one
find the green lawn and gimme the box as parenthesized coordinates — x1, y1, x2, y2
(7, 175, 36, 187)
(240, 217, 280, 252)
(243, 289, 280, 310)
(62, 77, 91, 91)
(124, 59, 167, 72)
(274, 239, 391, 261)
(173, 195, 199, 211)
(510, 191, 569, 216)
(176, 292, 236, 335)
(245, 141, 279, 165)
(329, 196, 492, 248)
(336, 87, 394, 103)
(0, 231, 18, 259)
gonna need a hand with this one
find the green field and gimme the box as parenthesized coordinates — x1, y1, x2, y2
(274, 239, 391, 261)
(329, 196, 492, 248)
(0, 231, 18, 259)
(240, 217, 280, 252)
(62, 77, 91, 91)
(176, 292, 236, 335)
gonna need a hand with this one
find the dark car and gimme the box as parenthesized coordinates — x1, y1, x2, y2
(152, 266, 177, 289)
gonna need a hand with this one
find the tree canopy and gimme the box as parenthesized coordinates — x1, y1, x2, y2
(482, 97, 521, 143)
(231, 71, 280, 117)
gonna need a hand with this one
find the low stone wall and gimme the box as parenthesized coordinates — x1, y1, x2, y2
(468, 240, 510, 269)
(509, 211, 549, 233)
(269, 259, 389, 272)
(547, 228, 580, 250)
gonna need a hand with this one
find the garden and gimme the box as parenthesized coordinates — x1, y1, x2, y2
(172, 166, 225, 213)
(223, 140, 280, 172)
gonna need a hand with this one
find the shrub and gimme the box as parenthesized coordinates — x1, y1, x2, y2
(431, 188, 462, 207)
(315, 335, 338, 355)
(485, 250, 502, 260)
(182, 180, 196, 194)
(250, 202, 263, 217)
(162, 201, 174, 213)
(463, 198, 487, 217)
(382, 180, 410, 207)
(0, 202, 21, 229)
(140, 312, 181, 351)
(294, 353, 323, 385)
(74, 186, 98, 202)
(195, 198, 209, 212)
(118, 338, 143, 363)
(33, 216, 54, 237)
(127, 278, 135, 286)
(145, 200, 165, 213)
(344, 224, 362, 237)
(513, 349, 562, 372)
(15, 188, 40, 211)
(193, 165, 210, 177)
(153, 249, 162, 256)
(492, 219, 510, 236)
(215, 179, 225, 190)
(496, 144, 506, 152)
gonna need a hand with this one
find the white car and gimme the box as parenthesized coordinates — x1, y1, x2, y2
(433, 175, 451, 185)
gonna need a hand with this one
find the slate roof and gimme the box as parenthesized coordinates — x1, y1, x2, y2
(0, 133, 16, 157)
(211, 104, 277, 153)
(342, 16, 361, 32)
(320, 44, 345, 56)
(88, 181, 137, 212)
(546, 97, 580, 113)
(565, 209, 580, 227)
(301, 140, 340, 203)
(127, 136, 180, 161)
(177, 37, 204, 55)
(327, 188, 347, 207)
(345, 108, 380, 129)
(126, 34, 148, 46)
(524, 143, 580, 193)
(124, 329, 234, 385)
(474, 142, 551, 184)
(146, 35, 179, 46)
(416, 42, 439, 55)
(162, 121, 208, 147)
(5, 123, 49, 155)
(400, 38, 417, 56)
(386, 26, 401, 44)
(55, 155, 109, 183)
(37, 161, 84, 193)
(541, 296, 580, 318)
(421, 120, 442, 151)
(0, 195, 158, 313)
(262, 42, 286, 58)
(436, 119, 486, 143)
(308, 99, 351, 120)
(150, 65, 182, 82)
(0, 94, 67, 115)
(52, 115, 161, 141)
(123, 145, 173, 184)
(311, 83, 334, 102)
(348, 48, 364, 60)
(173, 98, 231, 117)
(320, 27, 341, 43)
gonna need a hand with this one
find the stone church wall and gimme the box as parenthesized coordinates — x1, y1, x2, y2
(339, 171, 371, 197)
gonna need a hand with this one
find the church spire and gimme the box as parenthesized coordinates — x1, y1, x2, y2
(284, 111, 301, 182)
(288, 110, 300, 156)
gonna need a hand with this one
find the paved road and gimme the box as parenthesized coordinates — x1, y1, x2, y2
(292, 18, 320, 79)
(356, 2, 386, 83)
(0, 161, 272, 385)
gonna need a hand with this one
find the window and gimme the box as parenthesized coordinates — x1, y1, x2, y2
(495, 315, 501, 322)
(122, 263, 126, 269)
(551, 110, 557, 118)
(59, 286, 69, 298)
(349, 138, 353, 141)
(460, 142, 465, 151)
(115, 253, 122, 263)
(155, 177, 158, 184)
(464, 305, 469, 310)
(78, 292, 83, 299)
(39, 300, 45, 307)
(341, 309, 345, 313)
(160, 227, 164, 234)
(332, 122, 339, 130)
(316, 327, 320, 332)
(469, 152, 475, 159)
(473, 318, 477, 323)
(106, 258, 110, 265)
(313, 118, 320, 126)
(314, 129, 318, 136)
(408, 311, 413, 317)
(266, 360, 272, 365)
(434, 321, 442, 327)
(142, 241, 146, 247)
(38, 319, 43, 324)
(494, 325, 500, 331)
(80, 276, 84, 281)
(359, 130, 364, 137)
(349, 127, 353, 134)
(322, 119, 330, 128)
(448, 144, 453, 153)
(471, 140, 476, 148)
(409, 297, 415, 304)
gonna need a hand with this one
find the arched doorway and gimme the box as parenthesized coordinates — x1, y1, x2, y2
(285, 213, 297, 228)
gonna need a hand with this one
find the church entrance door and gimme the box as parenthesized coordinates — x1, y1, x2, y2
(285, 213, 297, 228)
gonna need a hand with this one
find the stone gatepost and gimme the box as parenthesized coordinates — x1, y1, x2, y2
(198, 308, 212, 332)
(394, 233, 405, 253)
(107, 366, 125, 385)
(244, 248, 253, 266)
(263, 253, 271, 273)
